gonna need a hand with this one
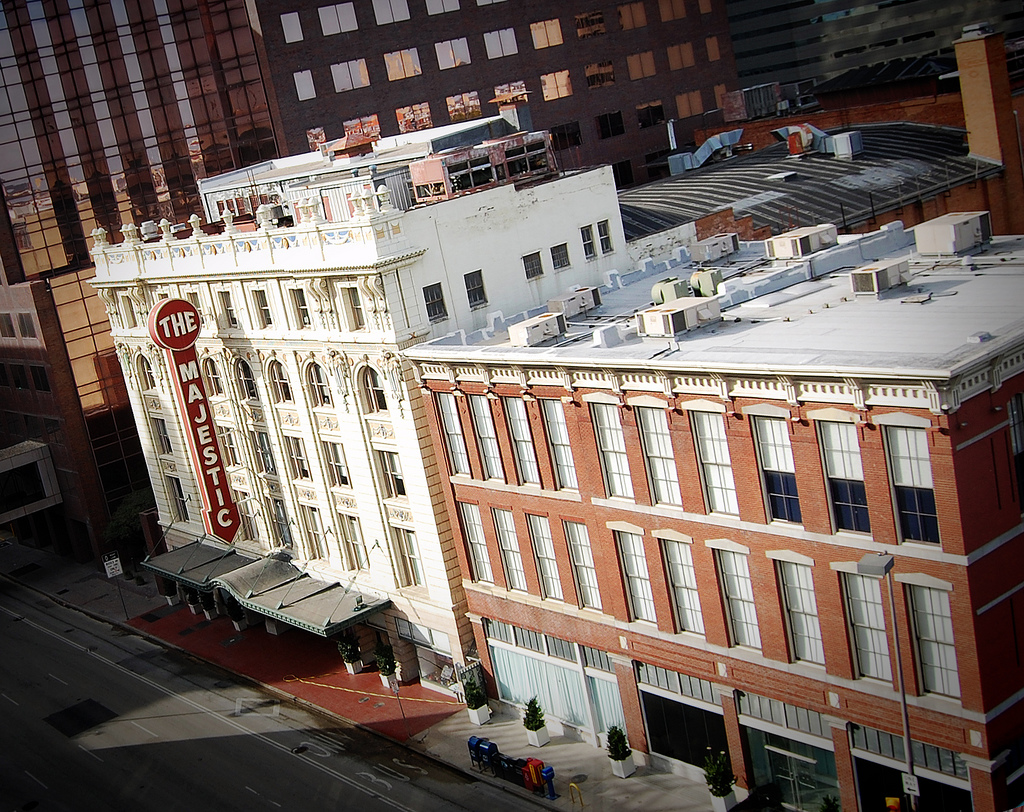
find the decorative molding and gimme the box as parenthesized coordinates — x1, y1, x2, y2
(606, 520, 644, 534)
(871, 412, 932, 429)
(704, 538, 750, 555)
(765, 549, 815, 567)
(368, 419, 394, 440)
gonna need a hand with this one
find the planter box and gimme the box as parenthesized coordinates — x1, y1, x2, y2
(710, 791, 737, 812)
(344, 660, 363, 675)
(187, 602, 201, 615)
(610, 754, 636, 778)
(526, 726, 550, 747)
(467, 705, 491, 726)
(380, 672, 395, 689)
(203, 608, 218, 621)
(231, 618, 247, 632)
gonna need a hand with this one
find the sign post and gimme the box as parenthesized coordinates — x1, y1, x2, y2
(102, 551, 129, 620)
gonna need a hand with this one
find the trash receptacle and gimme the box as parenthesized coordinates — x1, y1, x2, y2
(512, 757, 528, 787)
(523, 757, 545, 792)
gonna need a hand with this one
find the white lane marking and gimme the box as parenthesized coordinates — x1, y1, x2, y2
(79, 744, 103, 762)
(48, 673, 68, 685)
(131, 720, 158, 738)
(1, 692, 18, 705)
(25, 770, 47, 789)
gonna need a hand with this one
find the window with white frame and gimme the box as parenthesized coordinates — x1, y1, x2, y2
(307, 363, 332, 407)
(459, 502, 494, 583)
(540, 69, 572, 101)
(910, 585, 959, 697)
(550, 243, 570, 270)
(362, 367, 388, 412)
(293, 70, 316, 101)
(16, 312, 34, 338)
(392, 527, 423, 586)
(253, 288, 273, 327)
(345, 287, 365, 329)
(844, 572, 891, 680)
(541, 399, 577, 489)
(268, 497, 291, 546)
(377, 450, 406, 498)
(422, 282, 448, 322)
(522, 251, 543, 279)
(484, 28, 517, 59)
(691, 410, 738, 514)
(436, 392, 471, 475)
(203, 358, 222, 396)
(580, 225, 596, 259)
(372, 0, 410, 24)
(236, 491, 257, 540)
(384, 48, 421, 80)
(565, 520, 600, 609)
(219, 290, 238, 327)
(268, 360, 292, 403)
(661, 538, 703, 633)
(754, 416, 801, 522)
(637, 406, 681, 505)
(425, 0, 459, 12)
(464, 269, 487, 308)
(504, 397, 540, 485)
(717, 549, 760, 648)
(285, 435, 311, 480)
(322, 441, 350, 487)
(885, 426, 939, 543)
(301, 504, 326, 558)
(469, 395, 504, 480)
(281, 11, 303, 42)
(236, 359, 259, 400)
(138, 356, 156, 390)
(151, 417, 172, 455)
(591, 402, 633, 498)
(617, 530, 656, 622)
(477, 0, 505, 5)
(337, 513, 368, 570)
(332, 59, 370, 92)
(530, 18, 562, 49)
(435, 38, 471, 69)
(319, 2, 357, 34)
(527, 514, 562, 600)
(251, 430, 276, 475)
(778, 561, 824, 664)
(819, 421, 870, 532)
(597, 219, 613, 253)
(167, 476, 189, 521)
(121, 296, 137, 328)
(291, 288, 312, 328)
(493, 508, 528, 591)
(216, 425, 239, 466)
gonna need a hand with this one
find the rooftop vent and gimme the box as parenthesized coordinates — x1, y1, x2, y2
(636, 297, 722, 337)
(913, 211, 991, 256)
(546, 286, 602, 318)
(691, 233, 740, 263)
(651, 277, 692, 304)
(508, 312, 566, 347)
(690, 268, 724, 298)
(765, 224, 838, 259)
(849, 258, 909, 297)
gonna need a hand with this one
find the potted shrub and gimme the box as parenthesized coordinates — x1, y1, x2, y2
(704, 749, 737, 812)
(819, 796, 841, 812)
(606, 725, 635, 778)
(184, 587, 201, 615)
(225, 597, 247, 631)
(463, 678, 490, 726)
(523, 697, 549, 747)
(199, 590, 217, 620)
(337, 635, 362, 675)
(375, 641, 397, 688)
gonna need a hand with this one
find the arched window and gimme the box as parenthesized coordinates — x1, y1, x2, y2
(236, 359, 259, 401)
(361, 367, 388, 412)
(307, 363, 332, 407)
(268, 360, 292, 403)
(137, 355, 156, 390)
(203, 358, 223, 396)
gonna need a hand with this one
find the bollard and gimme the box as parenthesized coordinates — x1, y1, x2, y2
(541, 766, 558, 800)
(569, 781, 585, 807)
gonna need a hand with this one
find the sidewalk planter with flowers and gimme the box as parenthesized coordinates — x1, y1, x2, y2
(523, 697, 549, 747)
(704, 749, 737, 812)
(606, 725, 636, 778)
(375, 641, 397, 689)
(463, 679, 491, 726)
(337, 635, 362, 675)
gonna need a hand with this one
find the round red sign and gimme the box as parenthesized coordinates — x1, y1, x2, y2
(148, 298, 203, 350)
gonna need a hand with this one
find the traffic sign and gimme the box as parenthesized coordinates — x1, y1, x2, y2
(102, 551, 123, 579)
(902, 772, 920, 796)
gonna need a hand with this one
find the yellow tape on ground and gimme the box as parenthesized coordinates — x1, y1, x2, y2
(282, 674, 463, 706)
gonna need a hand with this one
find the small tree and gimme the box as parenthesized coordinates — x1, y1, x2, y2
(375, 641, 396, 676)
(819, 796, 841, 812)
(463, 678, 487, 710)
(703, 749, 736, 798)
(606, 725, 631, 761)
(523, 697, 545, 731)
(102, 488, 156, 560)
(336, 635, 360, 664)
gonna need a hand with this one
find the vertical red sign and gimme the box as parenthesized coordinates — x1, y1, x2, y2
(148, 299, 241, 544)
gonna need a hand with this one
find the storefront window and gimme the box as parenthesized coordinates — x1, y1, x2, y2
(745, 727, 838, 812)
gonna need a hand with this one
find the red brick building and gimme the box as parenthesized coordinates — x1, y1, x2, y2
(408, 214, 1024, 811)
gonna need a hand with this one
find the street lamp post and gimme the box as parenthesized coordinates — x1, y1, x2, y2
(858, 553, 917, 811)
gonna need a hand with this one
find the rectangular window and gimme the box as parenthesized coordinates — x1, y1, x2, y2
(565, 520, 601, 609)
(612, 160, 633, 187)
(343, 115, 381, 145)
(886, 426, 939, 543)
(527, 514, 562, 600)
(436, 392, 471, 475)
(464, 270, 487, 308)
(422, 282, 448, 322)
(546, 635, 576, 662)
(755, 416, 801, 522)
(435, 37, 471, 69)
(281, 11, 303, 42)
(493, 508, 528, 591)
(219, 290, 238, 328)
(718, 550, 760, 648)
(662, 539, 703, 633)
(910, 586, 959, 697)
(659, 0, 686, 21)
(504, 397, 540, 484)
(301, 504, 326, 559)
(597, 111, 625, 139)
(820, 421, 870, 532)
(637, 101, 665, 129)
(0, 314, 13, 337)
(236, 491, 256, 540)
(637, 406, 681, 505)
(514, 626, 544, 652)
(550, 243, 570, 270)
(617, 531, 656, 622)
(585, 61, 615, 88)
(425, 0, 459, 12)
(253, 289, 273, 327)
(0, 365, 8, 386)
(167, 476, 189, 521)
(269, 497, 291, 546)
(581, 225, 596, 259)
(397, 101, 433, 133)
(384, 48, 421, 80)
(293, 70, 316, 101)
(469, 394, 504, 480)
(706, 36, 721, 61)
(393, 527, 423, 586)
(251, 430, 276, 475)
(30, 366, 50, 392)
(152, 417, 172, 455)
(699, 0, 712, 11)
(1010, 393, 1024, 506)
(16, 313, 34, 338)
(591, 402, 633, 498)
(345, 287, 366, 330)
(575, 10, 605, 38)
(477, 0, 505, 4)
(778, 561, 824, 664)
(582, 645, 613, 672)
(483, 28, 517, 59)
(285, 436, 311, 480)
(540, 70, 572, 101)
(291, 288, 311, 328)
(522, 251, 544, 279)
(667, 42, 695, 70)
(319, 3, 357, 34)
(332, 59, 370, 92)
(10, 365, 27, 390)
(844, 573, 891, 680)
(338, 513, 368, 570)
(530, 18, 562, 49)
(619, 2, 647, 28)
(322, 441, 351, 487)
(216, 425, 239, 466)
(447, 91, 482, 122)
(377, 450, 406, 497)
(373, 0, 410, 24)
(550, 122, 582, 151)
(626, 51, 656, 80)
(676, 89, 703, 119)
(460, 502, 494, 583)
(541, 399, 577, 489)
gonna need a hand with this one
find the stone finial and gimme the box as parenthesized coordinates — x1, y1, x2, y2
(350, 192, 365, 218)
(307, 196, 326, 224)
(189, 213, 202, 237)
(361, 186, 375, 214)
(256, 204, 272, 229)
(120, 222, 140, 244)
(159, 219, 173, 241)
(91, 226, 109, 248)
(375, 184, 393, 213)
(221, 209, 237, 235)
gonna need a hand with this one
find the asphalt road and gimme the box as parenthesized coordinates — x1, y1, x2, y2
(0, 578, 536, 812)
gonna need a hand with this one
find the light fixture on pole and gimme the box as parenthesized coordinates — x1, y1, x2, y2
(857, 553, 918, 811)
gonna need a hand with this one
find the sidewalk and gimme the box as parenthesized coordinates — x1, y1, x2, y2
(0, 539, 715, 811)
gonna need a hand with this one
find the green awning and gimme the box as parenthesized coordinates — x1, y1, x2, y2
(141, 540, 257, 591)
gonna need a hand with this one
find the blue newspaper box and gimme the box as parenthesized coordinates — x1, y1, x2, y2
(479, 739, 499, 774)
(467, 736, 485, 769)
(541, 765, 557, 800)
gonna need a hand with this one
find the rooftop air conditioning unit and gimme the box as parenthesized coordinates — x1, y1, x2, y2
(913, 212, 992, 256)
(765, 224, 838, 259)
(651, 277, 692, 304)
(691, 233, 739, 263)
(690, 268, 724, 298)
(636, 297, 722, 337)
(849, 258, 909, 297)
(508, 312, 567, 347)
(546, 286, 602, 317)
